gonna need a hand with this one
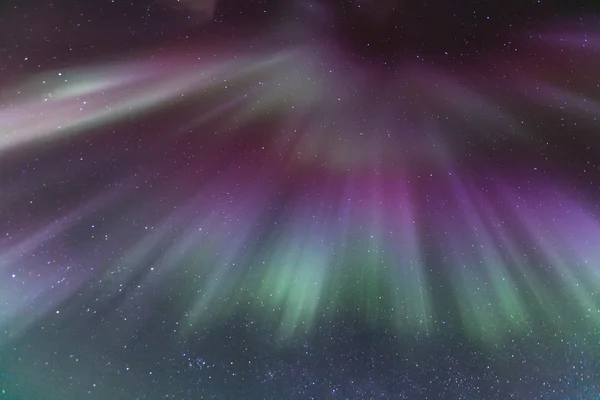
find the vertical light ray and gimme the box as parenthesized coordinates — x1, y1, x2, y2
(358, 170, 386, 324)
(257, 209, 331, 339)
(387, 180, 433, 334)
(323, 175, 356, 320)
(98, 191, 202, 297)
(1, 188, 119, 265)
(0, 186, 126, 342)
(184, 181, 274, 326)
(485, 199, 560, 327)
(507, 189, 600, 328)
(445, 175, 528, 341)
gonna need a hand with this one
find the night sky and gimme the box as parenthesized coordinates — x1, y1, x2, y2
(1, 1, 600, 399)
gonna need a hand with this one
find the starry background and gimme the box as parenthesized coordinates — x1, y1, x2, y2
(1, 0, 600, 399)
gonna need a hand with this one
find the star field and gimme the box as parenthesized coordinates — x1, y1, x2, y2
(1, 1, 600, 399)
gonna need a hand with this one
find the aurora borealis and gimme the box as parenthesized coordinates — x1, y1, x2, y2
(1, 0, 600, 399)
